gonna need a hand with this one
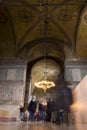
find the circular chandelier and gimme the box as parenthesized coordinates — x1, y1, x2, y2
(34, 4, 55, 93)
(34, 80, 55, 93)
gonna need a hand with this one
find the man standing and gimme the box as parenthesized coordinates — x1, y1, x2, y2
(28, 96, 37, 122)
(46, 98, 52, 122)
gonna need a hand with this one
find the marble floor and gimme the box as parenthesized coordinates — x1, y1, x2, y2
(0, 121, 86, 130)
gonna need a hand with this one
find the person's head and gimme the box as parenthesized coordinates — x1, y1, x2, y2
(32, 96, 36, 102)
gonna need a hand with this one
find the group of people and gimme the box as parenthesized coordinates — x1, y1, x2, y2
(20, 96, 64, 125)
(27, 97, 52, 123)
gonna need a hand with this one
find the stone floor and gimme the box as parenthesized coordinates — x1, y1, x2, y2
(0, 121, 86, 130)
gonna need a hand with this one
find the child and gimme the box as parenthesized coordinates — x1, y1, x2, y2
(20, 105, 24, 121)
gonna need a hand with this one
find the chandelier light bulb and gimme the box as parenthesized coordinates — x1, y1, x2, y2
(34, 80, 55, 93)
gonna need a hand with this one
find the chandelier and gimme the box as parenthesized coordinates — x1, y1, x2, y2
(34, 2, 55, 93)
(34, 80, 55, 93)
(34, 60, 55, 93)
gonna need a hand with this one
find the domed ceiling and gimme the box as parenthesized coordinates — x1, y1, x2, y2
(0, 0, 87, 95)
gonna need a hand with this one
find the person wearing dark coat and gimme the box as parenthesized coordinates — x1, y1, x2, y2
(28, 97, 37, 121)
(46, 98, 52, 122)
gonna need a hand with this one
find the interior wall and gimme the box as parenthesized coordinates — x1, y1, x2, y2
(71, 75, 87, 123)
(0, 58, 27, 121)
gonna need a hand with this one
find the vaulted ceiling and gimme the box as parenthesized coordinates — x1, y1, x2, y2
(0, 0, 87, 95)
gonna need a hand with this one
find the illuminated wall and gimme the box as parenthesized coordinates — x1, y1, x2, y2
(72, 75, 87, 123)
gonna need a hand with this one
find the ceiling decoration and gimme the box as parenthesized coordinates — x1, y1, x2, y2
(76, 6, 87, 58)
(0, 0, 87, 95)
(0, 12, 8, 23)
(16, 8, 33, 24)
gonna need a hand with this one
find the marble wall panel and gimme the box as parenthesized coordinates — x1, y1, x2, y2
(0, 59, 27, 104)
(65, 59, 87, 82)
